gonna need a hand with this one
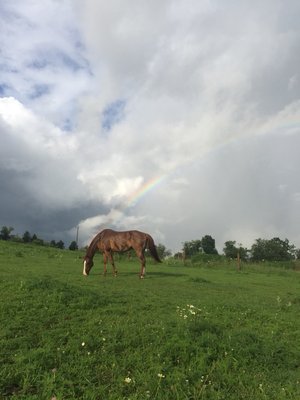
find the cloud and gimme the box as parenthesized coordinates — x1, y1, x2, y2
(0, 96, 113, 242)
(0, 0, 92, 128)
(1, 1, 300, 252)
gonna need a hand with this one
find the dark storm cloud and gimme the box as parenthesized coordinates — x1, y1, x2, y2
(1, 1, 300, 251)
(0, 164, 109, 244)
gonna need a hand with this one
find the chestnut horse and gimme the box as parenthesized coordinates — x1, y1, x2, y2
(83, 229, 161, 278)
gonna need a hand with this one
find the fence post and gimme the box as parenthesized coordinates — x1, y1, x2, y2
(237, 250, 241, 271)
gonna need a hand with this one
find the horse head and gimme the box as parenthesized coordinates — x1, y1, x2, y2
(83, 256, 94, 276)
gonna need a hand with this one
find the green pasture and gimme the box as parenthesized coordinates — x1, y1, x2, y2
(0, 241, 299, 399)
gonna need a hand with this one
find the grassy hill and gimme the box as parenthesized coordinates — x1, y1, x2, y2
(0, 241, 299, 399)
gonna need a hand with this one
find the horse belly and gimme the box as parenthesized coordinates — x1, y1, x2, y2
(111, 237, 131, 252)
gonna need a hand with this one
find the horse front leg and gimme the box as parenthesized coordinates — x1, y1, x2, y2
(108, 251, 118, 277)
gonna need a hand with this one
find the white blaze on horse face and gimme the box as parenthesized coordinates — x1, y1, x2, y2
(83, 260, 88, 276)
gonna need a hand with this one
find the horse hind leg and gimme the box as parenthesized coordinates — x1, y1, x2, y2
(108, 251, 118, 277)
(103, 253, 108, 277)
(136, 250, 146, 279)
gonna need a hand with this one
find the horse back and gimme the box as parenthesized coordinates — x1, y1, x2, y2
(98, 229, 148, 252)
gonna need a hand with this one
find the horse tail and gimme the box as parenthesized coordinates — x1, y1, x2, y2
(146, 234, 162, 263)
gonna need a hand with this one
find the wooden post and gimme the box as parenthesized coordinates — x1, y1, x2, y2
(237, 250, 241, 271)
(76, 226, 79, 247)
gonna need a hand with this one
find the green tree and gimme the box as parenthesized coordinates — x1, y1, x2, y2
(69, 241, 78, 251)
(183, 240, 202, 257)
(174, 252, 184, 259)
(56, 240, 65, 249)
(10, 235, 23, 243)
(251, 237, 294, 261)
(239, 247, 248, 260)
(22, 231, 32, 243)
(251, 238, 266, 261)
(224, 241, 248, 260)
(0, 226, 14, 240)
(32, 237, 44, 246)
(156, 243, 172, 259)
(201, 235, 218, 255)
(223, 241, 237, 258)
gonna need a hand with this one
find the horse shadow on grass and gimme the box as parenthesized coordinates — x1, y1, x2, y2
(93, 270, 187, 279)
(147, 271, 187, 278)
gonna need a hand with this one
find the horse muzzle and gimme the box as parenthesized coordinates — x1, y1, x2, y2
(83, 260, 89, 276)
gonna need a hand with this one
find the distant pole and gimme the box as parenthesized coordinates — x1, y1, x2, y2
(76, 226, 79, 247)
(237, 250, 241, 271)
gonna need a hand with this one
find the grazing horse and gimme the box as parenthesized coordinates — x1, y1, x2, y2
(83, 229, 162, 278)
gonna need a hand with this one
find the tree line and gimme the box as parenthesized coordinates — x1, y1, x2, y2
(180, 234, 300, 262)
(0, 226, 78, 251)
(1, 225, 299, 261)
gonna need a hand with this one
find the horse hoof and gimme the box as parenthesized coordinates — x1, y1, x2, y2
(140, 275, 144, 279)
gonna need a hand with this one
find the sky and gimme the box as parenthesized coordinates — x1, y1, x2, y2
(1, 0, 300, 253)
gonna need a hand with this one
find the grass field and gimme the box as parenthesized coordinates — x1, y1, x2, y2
(0, 241, 299, 399)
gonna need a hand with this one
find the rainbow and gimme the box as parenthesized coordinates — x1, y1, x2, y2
(81, 116, 300, 237)
(125, 174, 167, 208)
(89, 131, 248, 229)
(98, 174, 168, 228)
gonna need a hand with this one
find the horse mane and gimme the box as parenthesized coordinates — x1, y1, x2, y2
(85, 230, 105, 258)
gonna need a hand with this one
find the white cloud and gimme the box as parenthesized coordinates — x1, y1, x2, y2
(1, 0, 300, 251)
(0, 0, 92, 127)
(0, 97, 82, 208)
